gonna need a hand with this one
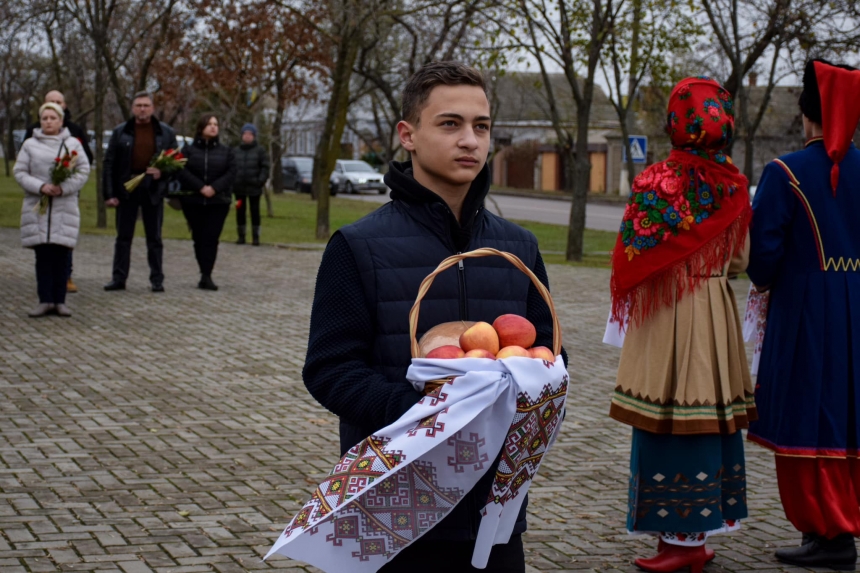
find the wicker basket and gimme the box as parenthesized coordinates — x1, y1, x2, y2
(408, 248, 562, 392)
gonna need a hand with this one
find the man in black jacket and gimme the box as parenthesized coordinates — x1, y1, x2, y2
(103, 91, 178, 293)
(24, 90, 93, 294)
(302, 62, 566, 572)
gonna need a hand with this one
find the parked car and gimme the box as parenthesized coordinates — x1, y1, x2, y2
(329, 159, 387, 194)
(282, 156, 315, 194)
(176, 135, 194, 150)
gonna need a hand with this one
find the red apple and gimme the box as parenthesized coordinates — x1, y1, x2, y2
(425, 345, 466, 359)
(496, 345, 530, 359)
(464, 349, 496, 359)
(459, 321, 500, 355)
(492, 314, 537, 349)
(529, 346, 555, 362)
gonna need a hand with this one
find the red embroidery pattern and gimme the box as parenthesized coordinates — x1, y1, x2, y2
(486, 374, 569, 506)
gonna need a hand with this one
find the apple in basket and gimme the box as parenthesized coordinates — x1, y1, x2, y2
(425, 345, 466, 359)
(464, 349, 496, 359)
(492, 314, 537, 349)
(459, 321, 500, 355)
(496, 346, 531, 359)
(529, 346, 555, 362)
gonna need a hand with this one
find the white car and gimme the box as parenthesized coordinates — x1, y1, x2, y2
(329, 160, 388, 194)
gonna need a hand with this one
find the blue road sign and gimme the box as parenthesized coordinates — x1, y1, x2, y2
(623, 135, 648, 164)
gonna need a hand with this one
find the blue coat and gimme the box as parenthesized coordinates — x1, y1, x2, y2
(747, 139, 860, 457)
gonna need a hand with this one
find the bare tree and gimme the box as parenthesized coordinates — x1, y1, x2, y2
(353, 0, 502, 167)
(0, 5, 48, 176)
(700, 0, 860, 182)
(507, 0, 620, 261)
(601, 0, 700, 192)
(53, 0, 181, 227)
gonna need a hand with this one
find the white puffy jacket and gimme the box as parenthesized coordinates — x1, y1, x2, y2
(15, 128, 90, 249)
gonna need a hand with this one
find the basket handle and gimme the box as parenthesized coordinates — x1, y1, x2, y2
(409, 248, 562, 358)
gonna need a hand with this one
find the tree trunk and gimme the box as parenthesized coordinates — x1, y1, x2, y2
(3, 112, 11, 177)
(566, 106, 593, 262)
(270, 82, 285, 195)
(743, 134, 755, 182)
(312, 28, 360, 240)
(94, 44, 107, 229)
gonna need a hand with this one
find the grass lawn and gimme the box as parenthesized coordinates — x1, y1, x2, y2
(0, 173, 613, 267)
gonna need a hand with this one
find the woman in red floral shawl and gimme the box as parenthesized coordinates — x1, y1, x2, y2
(608, 77, 755, 572)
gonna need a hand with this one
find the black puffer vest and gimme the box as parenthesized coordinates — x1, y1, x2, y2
(337, 161, 538, 540)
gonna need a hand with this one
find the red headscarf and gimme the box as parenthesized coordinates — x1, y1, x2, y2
(814, 61, 860, 193)
(610, 77, 751, 325)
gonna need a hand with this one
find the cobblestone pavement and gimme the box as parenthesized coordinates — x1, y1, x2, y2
(0, 226, 831, 572)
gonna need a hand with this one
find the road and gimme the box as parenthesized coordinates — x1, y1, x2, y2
(339, 190, 626, 232)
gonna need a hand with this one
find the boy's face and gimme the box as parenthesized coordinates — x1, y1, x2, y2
(399, 84, 491, 190)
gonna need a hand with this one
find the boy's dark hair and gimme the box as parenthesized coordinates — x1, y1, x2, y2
(195, 113, 219, 138)
(799, 58, 858, 124)
(132, 91, 154, 104)
(401, 61, 486, 124)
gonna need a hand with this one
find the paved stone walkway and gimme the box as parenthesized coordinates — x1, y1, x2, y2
(0, 227, 830, 572)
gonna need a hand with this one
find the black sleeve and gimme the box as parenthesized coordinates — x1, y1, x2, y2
(302, 232, 424, 430)
(528, 250, 568, 367)
(68, 122, 93, 163)
(258, 147, 271, 187)
(211, 147, 237, 196)
(176, 147, 205, 192)
(102, 130, 117, 200)
(23, 122, 36, 142)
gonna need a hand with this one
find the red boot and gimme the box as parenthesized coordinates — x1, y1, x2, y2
(635, 543, 709, 573)
(658, 540, 715, 562)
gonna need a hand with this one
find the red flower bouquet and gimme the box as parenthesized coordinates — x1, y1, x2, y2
(124, 148, 187, 192)
(36, 147, 79, 214)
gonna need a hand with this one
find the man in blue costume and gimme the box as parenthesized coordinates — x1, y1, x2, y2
(747, 59, 860, 570)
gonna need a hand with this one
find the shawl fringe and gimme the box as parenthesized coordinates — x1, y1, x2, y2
(611, 206, 751, 327)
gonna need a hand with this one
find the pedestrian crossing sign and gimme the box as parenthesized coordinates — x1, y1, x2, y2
(623, 136, 648, 164)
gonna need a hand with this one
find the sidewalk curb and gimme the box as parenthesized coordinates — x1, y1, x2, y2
(490, 185, 629, 206)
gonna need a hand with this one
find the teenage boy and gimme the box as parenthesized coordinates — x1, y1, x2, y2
(302, 61, 565, 572)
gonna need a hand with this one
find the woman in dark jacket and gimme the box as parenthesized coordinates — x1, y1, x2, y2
(176, 114, 236, 290)
(233, 123, 270, 245)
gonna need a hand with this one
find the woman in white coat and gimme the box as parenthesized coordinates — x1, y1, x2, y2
(14, 102, 90, 317)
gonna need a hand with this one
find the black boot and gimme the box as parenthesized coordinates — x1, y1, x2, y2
(252, 226, 260, 246)
(198, 275, 219, 291)
(776, 533, 857, 570)
(236, 225, 246, 245)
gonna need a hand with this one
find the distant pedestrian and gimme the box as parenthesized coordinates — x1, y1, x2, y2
(24, 90, 93, 294)
(608, 77, 754, 572)
(232, 123, 269, 246)
(15, 102, 90, 317)
(103, 91, 178, 293)
(176, 114, 236, 290)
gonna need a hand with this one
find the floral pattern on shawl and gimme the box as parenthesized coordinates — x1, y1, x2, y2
(620, 162, 740, 261)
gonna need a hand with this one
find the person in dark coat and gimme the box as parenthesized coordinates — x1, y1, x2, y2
(747, 59, 860, 571)
(176, 114, 236, 291)
(232, 123, 270, 245)
(24, 90, 93, 294)
(103, 91, 178, 293)
(301, 61, 566, 573)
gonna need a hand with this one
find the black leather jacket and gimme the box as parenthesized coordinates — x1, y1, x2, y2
(102, 116, 178, 204)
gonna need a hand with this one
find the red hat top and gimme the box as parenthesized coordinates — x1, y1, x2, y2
(814, 61, 860, 193)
